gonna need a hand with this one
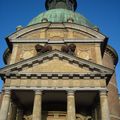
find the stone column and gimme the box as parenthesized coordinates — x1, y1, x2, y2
(100, 91, 110, 120)
(32, 90, 42, 120)
(9, 102, 17, 120)
(67, 91, 76, 120)
(0, 90, 11, 120)
(94, 107, 98, 120)
(7, 102, 12, 120)
(0, 92, 4, 109)
(16, 108, 23, 120)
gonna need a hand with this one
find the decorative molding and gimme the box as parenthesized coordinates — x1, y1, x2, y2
(4, 89, 11, 95)
(34, 90, 42, 95)
(10, 39, 103, 43)
(99, 90, 107, 96)
(67, 90, 75, 95)
(4, 72, 111, 80)
(76, 48, 91, 60)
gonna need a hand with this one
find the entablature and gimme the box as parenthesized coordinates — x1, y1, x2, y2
(4, 86, 108, 92)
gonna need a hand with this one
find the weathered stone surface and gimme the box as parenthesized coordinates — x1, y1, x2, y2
(32, 91, 42, 120)
(0, 91, 10, 120)
(67, 91, 76, 120)
(100, 91, 110, 120)
(0, 0, 119, 119)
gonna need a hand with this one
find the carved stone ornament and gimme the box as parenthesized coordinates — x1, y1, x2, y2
(35, 44, 52, 54)
(76, 49, 91, 60)
(20, 50, 34, 60)
(61, 44, 76, 55)
(47, 31, 66, 39)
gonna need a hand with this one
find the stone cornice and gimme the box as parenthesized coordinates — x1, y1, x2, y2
(10, 39, 103, 44)
(3, 72, 110, 80)
(6, 22, 106, 40)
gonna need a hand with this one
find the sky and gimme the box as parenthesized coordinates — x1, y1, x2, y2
(0, 0, 120, 93)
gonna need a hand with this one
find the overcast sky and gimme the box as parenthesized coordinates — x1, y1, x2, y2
(0, 0, 120, 93)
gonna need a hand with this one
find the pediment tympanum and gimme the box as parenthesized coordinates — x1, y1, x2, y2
(21, 58, 90, 73)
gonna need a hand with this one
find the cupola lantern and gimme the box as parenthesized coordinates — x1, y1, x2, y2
(45, 0, 77, 11)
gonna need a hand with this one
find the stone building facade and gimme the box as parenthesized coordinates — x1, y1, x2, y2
(0, 0, 120, 120)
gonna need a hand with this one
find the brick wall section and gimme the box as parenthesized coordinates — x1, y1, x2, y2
(103, 50, 120, 119)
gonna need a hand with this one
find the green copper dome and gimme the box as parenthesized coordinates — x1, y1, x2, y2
(28, 0, 96, 28)
(28, 8, 96, 28)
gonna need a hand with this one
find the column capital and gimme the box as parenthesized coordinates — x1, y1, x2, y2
(3, 89, 11, 95)
(34, 90, 42, 95)
(100, 90, 108, 96)
(67, 90, 75, 95)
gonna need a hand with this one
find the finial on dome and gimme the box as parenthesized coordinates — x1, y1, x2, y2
(45, 0, 77, 11)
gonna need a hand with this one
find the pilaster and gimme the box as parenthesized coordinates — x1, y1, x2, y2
(95, 43, 103, 65)
(10, 44, 19, 64)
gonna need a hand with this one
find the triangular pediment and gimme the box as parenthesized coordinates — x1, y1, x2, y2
(21, 58, 90, 73)
(0, 50, 113, 80)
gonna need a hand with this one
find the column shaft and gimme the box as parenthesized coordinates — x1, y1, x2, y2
(16, 108, 23, 120)
(67, 91, 76, 120)
(100, 91, 110, 120)
(0, 90, 11, 120)
(7, 102, 12, 120)
(10, 102, 17, 120)
(32, 90, 42, 120)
